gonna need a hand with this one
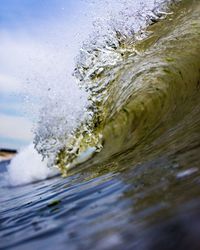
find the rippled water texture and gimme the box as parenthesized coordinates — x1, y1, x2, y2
(1, 0, 200, 249)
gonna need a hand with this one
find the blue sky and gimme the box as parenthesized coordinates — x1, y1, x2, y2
(0, 0, 75, 28)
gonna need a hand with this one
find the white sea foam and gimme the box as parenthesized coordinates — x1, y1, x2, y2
(6, 144, 59, 186)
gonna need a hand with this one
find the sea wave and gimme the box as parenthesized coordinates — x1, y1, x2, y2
(34, 0, 200, 175)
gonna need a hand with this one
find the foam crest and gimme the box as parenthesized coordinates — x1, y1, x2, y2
(7, 144, 59, 186)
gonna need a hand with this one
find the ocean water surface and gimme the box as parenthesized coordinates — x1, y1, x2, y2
(1, 0, 200, 249)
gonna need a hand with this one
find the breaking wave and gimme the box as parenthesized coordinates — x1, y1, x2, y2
(52, 0, 200, 175)
(8, 0, 200, 184)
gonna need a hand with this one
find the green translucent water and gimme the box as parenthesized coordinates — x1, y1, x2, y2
(57, 0, 200, 175)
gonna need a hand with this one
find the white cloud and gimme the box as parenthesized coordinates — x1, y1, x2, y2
(0, 73, 23, 94)
(0, 113, 33, 141)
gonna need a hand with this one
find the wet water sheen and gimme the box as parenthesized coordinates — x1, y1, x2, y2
(1, 0, 200, 249)
(1, 124, 200, 250)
